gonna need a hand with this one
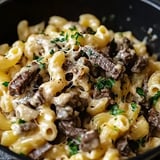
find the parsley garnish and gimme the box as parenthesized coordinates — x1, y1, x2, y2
(18, 119, 26, 124)
(34, 56, 46, 69)
(39, 62, 46, 69)
(131, 102, 137, 112)
(95, 77, 115, 90)
(49, 49, 54, 55)
(51, 32, 68, 44)
(2, 81, 9, 87)
(71, 32, 83, 45)
(69, 25, 77, 31)
(136, 87, 145, 97)
(150, 91, 160, 105)
(109, 104, 125, 115)
(67, 139, 79, 156)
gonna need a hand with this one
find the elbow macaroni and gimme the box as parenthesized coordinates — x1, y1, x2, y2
(0, 13, 160, 160)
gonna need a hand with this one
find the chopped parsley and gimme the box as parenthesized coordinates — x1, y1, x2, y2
(49, 49, 54, 55)
(95, 77, 115, 90)
(131, 102, 137, 112)
(69, 25, 77, 31)
(71, 32, 83, 45)
(34, 56, 46, 69)
(136, 136, 147, 147)
(109, 104, 125, 115)
(136, 87, 145, 97)
(18, 119, 26, 124)
(67, 139, 79, 156)
(39, 62, 46, 69)
(150, 91, 160, 105)
(2, 81, 9, 87)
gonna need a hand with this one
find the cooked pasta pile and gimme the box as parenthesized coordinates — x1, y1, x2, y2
(0, 14, 160, 160)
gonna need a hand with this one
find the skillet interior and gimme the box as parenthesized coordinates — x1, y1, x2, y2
(0, 0, 160, 159)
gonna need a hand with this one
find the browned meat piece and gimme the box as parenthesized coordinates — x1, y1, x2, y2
(148, 108, 160, 130)
(81, 46, 123, 79)
(62, 59, 73, 71)
(131, 56, 148, 73)
(115, 49, 136, 66)
(67, 95, 88, 112)
(20, 121, 37, 132)
(58, 119, 85, 138)
(56, 106, 74, 120)
(93, 88, 110, 99)
(29, 142, 52, 160)
(116, 137, 132, 156)
(80, 130, 100, 152)
(30, 89, 45, 107)
(9, 62, 40, 96)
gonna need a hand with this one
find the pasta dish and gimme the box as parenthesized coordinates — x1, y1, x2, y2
(0, 14, 160, 160)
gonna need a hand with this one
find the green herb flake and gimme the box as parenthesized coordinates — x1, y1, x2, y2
(109, 104, 125, 116)
(35, 56, 43, 62)
(131, 102, 137, 112)
(71, 32, 83, 45)
(150, 91, 160, 105)
(67, 139, 79, 156)
(49, 49, 54, 55)
(136, 137, 146, 147)
(2, 81, 9, 87)
(95, 77, 115, 90)
(19, 152, 25, 156)
(18, 119, 26, 124)
(39, 62, 46, 69)
(136, 87, 145, 97)
(69, 25, 77, 31)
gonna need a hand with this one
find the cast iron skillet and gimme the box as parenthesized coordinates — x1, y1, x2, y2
(0, 0, 160, 160)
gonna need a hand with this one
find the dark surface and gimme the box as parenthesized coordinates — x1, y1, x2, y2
(0, 0, 160, 160)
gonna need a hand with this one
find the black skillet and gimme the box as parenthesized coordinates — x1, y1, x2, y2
(0, 0, 160, 159)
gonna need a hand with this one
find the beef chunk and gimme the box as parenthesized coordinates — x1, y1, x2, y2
(131, 56, 148, 73)
(93, 88, 110, 99)
(30, 89, 45, 107)
(115, 49, 136, 67)
(29, 143, 52, 160)
(56, 106, 74, 120)
(9, 62, 40, 96)
(148, 108, 160, 130)
(58, 119, 85, 138)
(116, 137, 132, 156)
(20, 121, 37, 132)
(81, 46, 123, 79)
(80, 130, 100, 152)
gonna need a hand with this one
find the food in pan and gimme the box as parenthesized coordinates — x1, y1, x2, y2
(0, 14, 160, 160)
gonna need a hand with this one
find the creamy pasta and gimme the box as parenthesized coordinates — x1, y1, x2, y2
(0, 13, 160, 160)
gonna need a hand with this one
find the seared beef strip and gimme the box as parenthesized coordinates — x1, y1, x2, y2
(19, 121, 37, 132)
(80, 130, 100, 152)
(30, 89, 45, 107)
(115, 49, 136, 67)
(81, 46, 123, 79)
(9, 62, 40, 96)
(29, 143, 52, 160)
(58, 119, 100, 152)
(131, 56, 148, 73)
(148, 108, 160, 130)
(58, 119, 85, 138)
(116, 137, 132, 156)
